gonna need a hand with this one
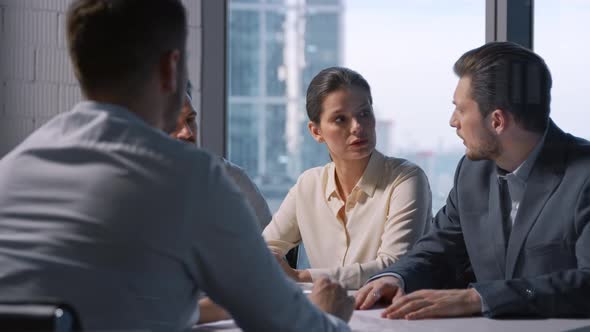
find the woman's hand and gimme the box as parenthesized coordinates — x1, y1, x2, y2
(272, 252, 312, 282)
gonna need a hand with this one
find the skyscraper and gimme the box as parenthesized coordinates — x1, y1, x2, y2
(227, 0, 343, 210)
(375, 119, 394, 156)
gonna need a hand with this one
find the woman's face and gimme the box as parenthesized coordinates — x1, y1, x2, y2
(309, 87, 376, 163)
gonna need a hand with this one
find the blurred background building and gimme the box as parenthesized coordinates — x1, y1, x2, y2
(227, 0, 344, 210)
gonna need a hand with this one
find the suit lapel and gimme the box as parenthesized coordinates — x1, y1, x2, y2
(505, 122, 566, 278)
(487, 169, 508, 276)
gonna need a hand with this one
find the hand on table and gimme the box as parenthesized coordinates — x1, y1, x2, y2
(308, 277, 355, 322)
(380, 288, 482, 319)
(355, 276, 405, 310)
(272, 251, 312, 283)
(197, 297, 230, 324)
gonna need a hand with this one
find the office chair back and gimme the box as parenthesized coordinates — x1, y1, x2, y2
(0, 301, 81, 332)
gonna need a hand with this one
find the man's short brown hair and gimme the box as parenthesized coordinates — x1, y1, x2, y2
(454, 41, 552, 133)
(66, 0, 187, 96)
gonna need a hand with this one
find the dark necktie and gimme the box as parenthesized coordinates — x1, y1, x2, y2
(498, 176, 512, 245)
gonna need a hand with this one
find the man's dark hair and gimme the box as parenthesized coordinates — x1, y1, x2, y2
(454, 41, 552, 133)
(186, 79, 193, 100)
(305, 67, 372, 123)
(66, 0, 187, 97)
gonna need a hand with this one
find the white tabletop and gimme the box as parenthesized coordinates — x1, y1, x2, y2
(193, 308, 590, 332)
(193, 283, 590, 331)
(348, 309, 590, 332)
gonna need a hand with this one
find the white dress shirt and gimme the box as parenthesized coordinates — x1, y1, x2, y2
(0, 102, 349, 332)
(263, 151, 432, 289)
(221, 158, 272, 230)
(497, 134, 545, 226)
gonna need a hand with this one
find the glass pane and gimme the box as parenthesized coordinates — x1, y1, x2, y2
(301, 11, 341, 93)
(228, 9, 261, 96)
(265, 11, 287, 96)
(227, 0, 485, 213)
(228, 103, 260, 178)
(306, 0, 340, 4)
(535, 0, 590, 141)
(264, 104, 288, 176)
(344, 0, 484, 211)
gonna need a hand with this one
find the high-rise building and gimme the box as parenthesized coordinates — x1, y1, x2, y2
(227, 0, 343, 209)
(375, 119, 394, 156)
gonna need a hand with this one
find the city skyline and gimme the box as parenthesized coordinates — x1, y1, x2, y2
(225, 0, 589, 213)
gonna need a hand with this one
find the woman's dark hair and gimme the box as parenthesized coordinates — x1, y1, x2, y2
(305, 67, 372, 123)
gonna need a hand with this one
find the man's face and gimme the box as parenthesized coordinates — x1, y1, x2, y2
(170, 95, 198, 144)
(450, 76, 500, 161)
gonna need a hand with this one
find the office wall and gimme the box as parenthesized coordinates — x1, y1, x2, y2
(0, 0, 202, 157)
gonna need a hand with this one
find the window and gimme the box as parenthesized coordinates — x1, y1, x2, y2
(226, 0, 485, 213)
(535, 0, 590, 141)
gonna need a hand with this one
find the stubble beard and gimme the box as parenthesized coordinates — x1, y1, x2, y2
(465, 131, 500, 161)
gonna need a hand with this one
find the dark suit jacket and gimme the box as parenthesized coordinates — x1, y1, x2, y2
(377, 121, 590, 318)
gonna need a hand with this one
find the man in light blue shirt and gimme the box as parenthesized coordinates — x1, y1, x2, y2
(0, 1, 353, 331)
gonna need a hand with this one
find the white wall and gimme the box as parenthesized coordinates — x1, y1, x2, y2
(0, 0, 202, 157)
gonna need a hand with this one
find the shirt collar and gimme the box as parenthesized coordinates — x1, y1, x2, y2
(497, 129, 547, 182)
(73, 101, 152, 128)
(324, 150, 384, 200)
(325, 164, 338, 200)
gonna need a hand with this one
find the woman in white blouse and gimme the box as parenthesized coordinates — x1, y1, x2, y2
(263, 67, 432, 289)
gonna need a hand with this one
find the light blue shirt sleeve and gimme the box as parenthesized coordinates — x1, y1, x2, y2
(0, 102, 351, 331)
(191, 160, 350, 332)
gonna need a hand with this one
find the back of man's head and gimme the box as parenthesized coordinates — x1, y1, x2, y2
(66, 0, 188, 99)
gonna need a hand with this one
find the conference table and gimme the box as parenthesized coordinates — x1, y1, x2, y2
(193, 309, 590, 332)
(193, 285, 590, 332)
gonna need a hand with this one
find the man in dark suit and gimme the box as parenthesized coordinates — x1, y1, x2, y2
(355, 41, 590, 319)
